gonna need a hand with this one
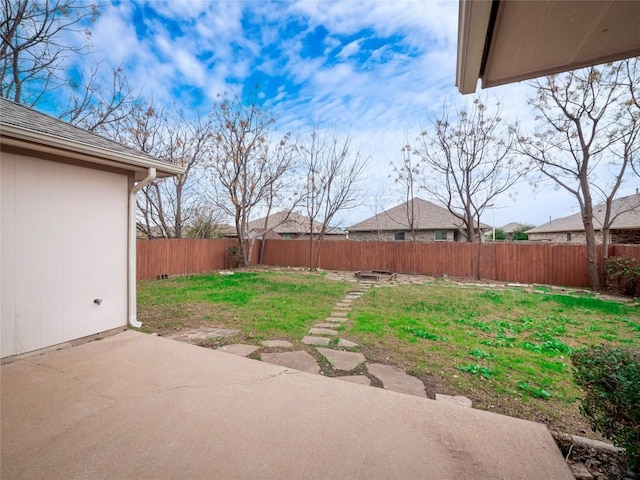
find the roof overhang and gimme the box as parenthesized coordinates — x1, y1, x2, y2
(1, 122, 184, 180)
(456, 0, 640, 94)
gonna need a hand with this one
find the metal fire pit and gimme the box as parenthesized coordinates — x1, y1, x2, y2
(354, 270, 397, 281)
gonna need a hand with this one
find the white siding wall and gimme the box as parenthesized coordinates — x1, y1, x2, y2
(1, 153, 129, 357)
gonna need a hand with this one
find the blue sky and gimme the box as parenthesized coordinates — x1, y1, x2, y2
(80, 0, 637, 228)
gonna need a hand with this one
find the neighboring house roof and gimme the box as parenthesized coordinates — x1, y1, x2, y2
(248, 228, 282, 240)
(348, 197, 489, 232)
(498, 222, 530, 234)
(528, 193, 640, 234)
(248, 211, 346, 236)
(0, 98, 183, 180)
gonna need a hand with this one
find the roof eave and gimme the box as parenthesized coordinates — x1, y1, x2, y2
(455, 0, 495, 95)
(1, 122, 184, 178)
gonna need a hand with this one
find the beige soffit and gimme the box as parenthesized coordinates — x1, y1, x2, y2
(456, 0, 640, 94)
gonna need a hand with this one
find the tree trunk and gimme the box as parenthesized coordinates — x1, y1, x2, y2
(475, 214, 483, 280)
(582, 206, 601, 291)
(258, 236, 267, 264)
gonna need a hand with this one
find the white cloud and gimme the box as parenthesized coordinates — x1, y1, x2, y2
(74, 0, 637, 228)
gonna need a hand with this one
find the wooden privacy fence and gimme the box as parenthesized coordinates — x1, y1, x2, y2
(137, 238, 640, 287)
(138, 238, 237, 280)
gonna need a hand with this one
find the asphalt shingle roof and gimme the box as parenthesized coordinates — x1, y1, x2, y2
(0, 97, 178, 174)
(348, 197, 489, 231)
(248, 211, 346, 235)
(528, 193, 640, 233)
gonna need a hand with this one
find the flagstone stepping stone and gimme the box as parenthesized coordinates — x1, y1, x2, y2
(260, 351, 320, 374)
(219, 344, 259, 357)
(314, 322, 343, 329)
(302, 336, 330, 346)
(337, 339, 358, 348)
(309, 327, 338, 336)
(317, 348, 365, 371)
(335, 375, 371, 386)
(325, 317, 348, 323)
(170, 328, 240, 345)
(330, 311, 348, 317)
(366, 363, 427, 398)
(261, 340, 293, 349)
(435, 394, 473, 408)
(335, 303, 351, 309)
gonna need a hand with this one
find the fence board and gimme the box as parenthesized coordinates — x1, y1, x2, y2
(136, 238, 640, 287)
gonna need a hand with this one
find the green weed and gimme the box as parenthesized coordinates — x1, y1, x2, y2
(404, 326, 446, 341)
(458, 364, 494, 379)
(517, 382, 552, 400)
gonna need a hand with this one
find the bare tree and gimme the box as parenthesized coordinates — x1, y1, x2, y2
(390, 140, 422, 241)
(207, 94, 293, 266)
(299, 128, 368, 269)
(185, 206, 226, 239)
(416, 97, 524, 278)
(1, 0, 141, 134)
(624, 58, 640, 177)
(58, 60, 142, 136)
(517, 59, 639, 290)
(120, 105, 213, 239)
(1, 0, 97, 104)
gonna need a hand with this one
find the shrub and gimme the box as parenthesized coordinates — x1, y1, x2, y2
(605, 256, 640, 297)
(571, 346, 640, 468)
(226, 246, 244, 268)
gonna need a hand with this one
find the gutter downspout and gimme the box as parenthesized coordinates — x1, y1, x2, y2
(128, 168, 156, 328)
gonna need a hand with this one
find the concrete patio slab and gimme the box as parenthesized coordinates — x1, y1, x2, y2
(219, 344, 259, 357)
(317, 348, 365, 371)
(261, 340, 293, 349)
(1, 331, 574, 480)
(367, 363, 427, 398)
(260, 351, 320, 374)
(301, 336, 330, 346)
(336, 375, 372, 386)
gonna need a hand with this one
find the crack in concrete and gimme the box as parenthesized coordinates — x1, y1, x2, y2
(230, 368, 301, 385)
(34, 361, 116, 403)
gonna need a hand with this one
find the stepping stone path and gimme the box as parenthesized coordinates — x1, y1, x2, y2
(317, 348, 365, 371)
(170, 327, 240, 345)
(302, 336, 330, 346)
(219, 344, 259, 357)
(308, 327, 338, 336)
(367, 363, 427, 398)
(260, 351, 320, 374)
(172, 273, 471, 406)
(261, 340, 293, 349)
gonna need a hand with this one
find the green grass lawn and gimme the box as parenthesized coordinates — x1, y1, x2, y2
(137, 270, 352, 340)
(137, 271, 639, 436)
(345, 282, 639, 433)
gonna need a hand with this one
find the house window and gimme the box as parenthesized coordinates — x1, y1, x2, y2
(394, 232, 405, 241)
(566, 233, 572, 242)
(435, 230, 447, 241)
